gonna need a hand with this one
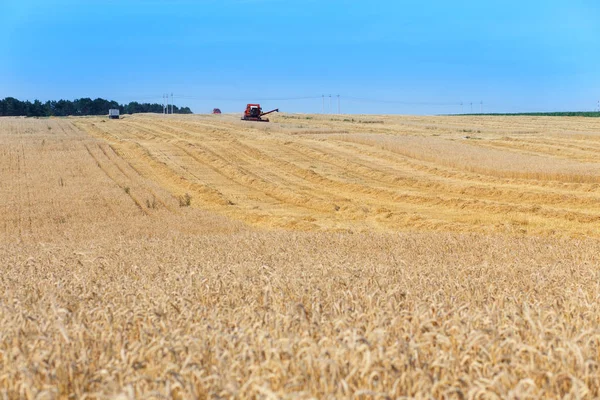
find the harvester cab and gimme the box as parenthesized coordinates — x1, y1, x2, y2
(241, 104, 279, 122)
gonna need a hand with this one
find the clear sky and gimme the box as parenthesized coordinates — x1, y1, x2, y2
(2, 0, 599, 114)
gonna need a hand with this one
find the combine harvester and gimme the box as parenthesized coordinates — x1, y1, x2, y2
(241, 104, 279, 122)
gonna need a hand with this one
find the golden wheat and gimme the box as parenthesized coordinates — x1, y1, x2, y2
(1, 115, 600, 398)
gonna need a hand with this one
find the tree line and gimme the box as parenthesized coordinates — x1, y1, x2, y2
(0, 97, 193, 117)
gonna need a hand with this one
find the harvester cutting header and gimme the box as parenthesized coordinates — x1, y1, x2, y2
(241, 104, 279, 122)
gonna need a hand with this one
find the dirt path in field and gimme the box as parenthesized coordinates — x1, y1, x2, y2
(68, 113, 600, 237)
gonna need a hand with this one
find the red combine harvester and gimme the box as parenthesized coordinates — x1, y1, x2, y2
(241, 104, 279, 122)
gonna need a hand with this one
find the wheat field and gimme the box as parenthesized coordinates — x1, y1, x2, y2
(1, 114, 600, 398)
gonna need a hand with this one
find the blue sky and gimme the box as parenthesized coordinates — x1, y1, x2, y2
(1, 0, 599, 114)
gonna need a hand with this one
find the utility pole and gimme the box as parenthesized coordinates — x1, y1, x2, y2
(322, 95, 325, 114)
(480, 101, 483, 113)
(337, 95, 340, 114)
(171, 93, 174, 114)
(329, 94, 332, 114)
(163, 94, 166, 114)
(470, 102, 473, 113)
(460, 102, 463, 114)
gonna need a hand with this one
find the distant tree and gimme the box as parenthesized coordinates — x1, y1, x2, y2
(30, 100, 46, 117)
(0, 97, 194, 116)
(125, 101, 140, 114)
(74, 98, 93, 115)
(3, 97, 22, 116)
(53, 100, 76, 116)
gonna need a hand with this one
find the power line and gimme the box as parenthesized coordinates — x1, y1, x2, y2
(172, 94, 468, 107)
(174, 95, 322, 102)
(344, 96, 462, 106)
(160, 93, 490, 114)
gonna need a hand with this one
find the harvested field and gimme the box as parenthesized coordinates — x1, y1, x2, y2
(1, 114, 600, 398)
(70, 113, 600, 236)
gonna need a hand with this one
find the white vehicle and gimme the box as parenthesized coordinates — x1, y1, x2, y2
(108, 109, 120, 119)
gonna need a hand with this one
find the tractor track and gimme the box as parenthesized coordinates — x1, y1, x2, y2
(84, 144, 148, 215)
